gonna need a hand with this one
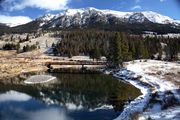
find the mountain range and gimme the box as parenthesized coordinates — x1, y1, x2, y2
(1, 7, 180, 34)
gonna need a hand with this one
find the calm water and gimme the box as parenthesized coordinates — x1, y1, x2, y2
(0, 73, 141, 120)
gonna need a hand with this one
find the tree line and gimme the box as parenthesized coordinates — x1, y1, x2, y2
(52, 30, 179, 67)
(2, 43, 38, 53)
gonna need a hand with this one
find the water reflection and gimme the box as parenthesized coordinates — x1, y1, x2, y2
(0, 90, 31, 102)
(0, 73, 141, 120)
(0, 91, 71, 120)
(27, 108, 71, 120)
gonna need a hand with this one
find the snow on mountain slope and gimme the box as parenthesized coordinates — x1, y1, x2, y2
(100, 9, 133, 18)
(29, 7, 180, 29)
(38, 14, 55, 21)
(64, 9, 85, 16)
(142, 11, 180, 25)
(37, 14, 55, 27)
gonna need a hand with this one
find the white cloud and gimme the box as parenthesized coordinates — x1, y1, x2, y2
(130, 5, 142, 10)
(160, 0, 166, 2)
(135, 0, 141, 3)
(0, 15, 32, 27)
(2, 0, 70, 11)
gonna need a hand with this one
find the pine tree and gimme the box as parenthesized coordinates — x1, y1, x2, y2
(10, 35, 13, 41)
(143, 46, 149, 59)
(94, 47, 101, 60)
(25, 34, 29, 41)
(110, 32, 122, 67)
(16, 43, 20, 53)
(138, 40, 144, 59)
(129, 42, 136, 59)
(120, 32, 130, 61)
(157, 45, 163, 60)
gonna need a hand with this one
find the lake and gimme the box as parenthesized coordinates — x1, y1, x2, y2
(0, 73, 141, 120)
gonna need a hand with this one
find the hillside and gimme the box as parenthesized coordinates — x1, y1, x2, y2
(1, 8, 180, 34)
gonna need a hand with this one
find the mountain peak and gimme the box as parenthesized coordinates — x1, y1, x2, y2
(38, 13, 55, 21)
(34, 7, 180, 30)
(57, 8, 180, 25)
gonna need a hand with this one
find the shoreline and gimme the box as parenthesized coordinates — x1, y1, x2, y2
(113, 69, 151, 120)
(113, 60, 180, 120)
(0, 67, 48, 81)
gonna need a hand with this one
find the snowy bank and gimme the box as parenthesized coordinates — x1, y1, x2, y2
(113, 60, 180, 120)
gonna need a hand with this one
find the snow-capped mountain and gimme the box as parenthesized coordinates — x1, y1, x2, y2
(142, 11, 180, 25)
(35, 7, 180, 28)
(9, 7, 180, 34)
(37, 13, 55, 27)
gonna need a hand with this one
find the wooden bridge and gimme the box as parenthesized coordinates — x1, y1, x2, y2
(45, 61, 107, 68)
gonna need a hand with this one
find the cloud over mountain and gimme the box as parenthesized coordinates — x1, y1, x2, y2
(0, 0, 70, 11)
(130, 5, 142, 10)
(0, 15, 32, 27)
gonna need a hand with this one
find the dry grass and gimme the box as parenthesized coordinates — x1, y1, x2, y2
(0, 50, 17, 56)
(0, 50, 49, 80)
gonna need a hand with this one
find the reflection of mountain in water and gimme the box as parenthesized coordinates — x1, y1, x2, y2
(0, 73, 141, 112)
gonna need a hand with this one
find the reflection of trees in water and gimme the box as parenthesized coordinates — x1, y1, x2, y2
(0, 73, 141, 111)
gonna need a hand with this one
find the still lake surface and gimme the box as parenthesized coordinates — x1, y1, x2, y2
(0, 73, 141, 120)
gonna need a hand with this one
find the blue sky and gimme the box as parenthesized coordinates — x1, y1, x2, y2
(0, 0, 180, 25)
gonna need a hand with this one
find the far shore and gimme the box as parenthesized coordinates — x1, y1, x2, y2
(0, 50, 106, 81)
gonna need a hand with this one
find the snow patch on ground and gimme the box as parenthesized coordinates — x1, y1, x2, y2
(113, 60, 180, 120)
(139, 106, 180, 120)
(24, 75, 56, 84)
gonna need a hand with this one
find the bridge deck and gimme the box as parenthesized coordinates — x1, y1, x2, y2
(45, 61, 107, 66)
